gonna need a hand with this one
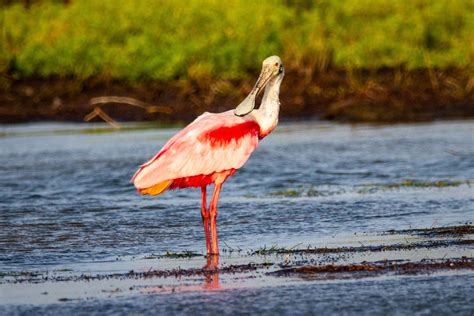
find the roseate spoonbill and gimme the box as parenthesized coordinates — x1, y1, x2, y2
(132, 56, 284, 255)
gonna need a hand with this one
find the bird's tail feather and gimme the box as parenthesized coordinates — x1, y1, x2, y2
(138, 180, 172, 196)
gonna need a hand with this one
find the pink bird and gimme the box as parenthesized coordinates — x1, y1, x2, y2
(132, 56, 284, 255)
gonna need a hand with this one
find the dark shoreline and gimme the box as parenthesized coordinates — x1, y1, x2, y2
(1, 68, 473, 124)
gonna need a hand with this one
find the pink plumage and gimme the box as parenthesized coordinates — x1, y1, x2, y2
(132, 55, 284, 256)
(132, 110, 261, 192)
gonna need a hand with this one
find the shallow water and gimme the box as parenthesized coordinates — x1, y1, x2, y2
(5, 274, 474, 315)
(1, 120, 473, 313)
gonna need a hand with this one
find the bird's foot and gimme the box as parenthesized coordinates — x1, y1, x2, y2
(204, 254, 219, 271)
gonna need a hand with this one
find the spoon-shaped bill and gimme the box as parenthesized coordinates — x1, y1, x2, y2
(234, 67, 274, 117)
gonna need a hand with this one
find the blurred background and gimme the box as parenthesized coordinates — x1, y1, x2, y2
(0, 0, 473, 124)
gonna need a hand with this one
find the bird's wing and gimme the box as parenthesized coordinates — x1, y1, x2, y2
(132, 111, 260, 190)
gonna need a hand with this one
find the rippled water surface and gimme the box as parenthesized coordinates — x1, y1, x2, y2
(1, 120, 473, 314)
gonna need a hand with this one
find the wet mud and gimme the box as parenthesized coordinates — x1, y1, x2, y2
(271, 258, 474, 279)
(2, 68, 474, 124)
(385, 224, 474, 237)
(2, 224, 472, 287)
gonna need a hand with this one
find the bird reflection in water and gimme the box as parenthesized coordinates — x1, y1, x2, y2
(203, 255, 220, 290)
(141, 256, 220, 294)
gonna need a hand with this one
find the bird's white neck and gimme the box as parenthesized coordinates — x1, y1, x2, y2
(252, 75, 283, 137)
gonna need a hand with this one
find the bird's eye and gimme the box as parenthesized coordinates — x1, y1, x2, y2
(274, 62, 279, 67)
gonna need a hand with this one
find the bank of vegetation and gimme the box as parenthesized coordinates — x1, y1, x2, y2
(1, 0, 473, 123)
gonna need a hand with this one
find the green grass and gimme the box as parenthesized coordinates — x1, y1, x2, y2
(251, 243, 303, 255)
(269, 180, 470, 197)
(269, 188, 303, 198)
(143, 251, 201, 259)
(358, 179, 471, 194)
(268, 185, 330, 197)
(1, 0, 473, 83)
(383, 179, 466, 188)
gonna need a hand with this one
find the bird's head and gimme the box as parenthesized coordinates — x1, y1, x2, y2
(234, 56, 284, 117)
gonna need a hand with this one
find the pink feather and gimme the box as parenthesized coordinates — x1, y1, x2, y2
(132, 110, 261, 191)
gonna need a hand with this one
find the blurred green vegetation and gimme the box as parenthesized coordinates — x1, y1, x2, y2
(1, 0, 473, 82)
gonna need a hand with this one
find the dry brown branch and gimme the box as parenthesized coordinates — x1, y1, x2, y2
(83, 107, 100, 122)
(84, 107, 120, 129)
(84, 96, 173, 128)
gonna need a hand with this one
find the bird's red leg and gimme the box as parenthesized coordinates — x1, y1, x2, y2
(201, 186, 211, 255)
(203, 255, 220, 289)
(209, 183, 222, 255)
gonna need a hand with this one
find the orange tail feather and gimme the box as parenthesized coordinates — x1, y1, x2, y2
(139, 180, 172, 196)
